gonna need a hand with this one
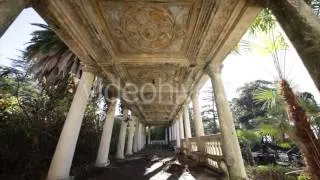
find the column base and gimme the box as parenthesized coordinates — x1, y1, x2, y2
(47, 175, 74, 180)
(116, 155, 125, 160)
(95, 160, 110, 168)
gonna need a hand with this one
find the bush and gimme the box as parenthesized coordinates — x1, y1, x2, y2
(247, 165, 297, 180)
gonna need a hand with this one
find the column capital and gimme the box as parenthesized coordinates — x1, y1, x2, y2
(205, 62, 223, 77)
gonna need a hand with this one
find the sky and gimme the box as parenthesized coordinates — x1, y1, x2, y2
(1, 8, 320, 105)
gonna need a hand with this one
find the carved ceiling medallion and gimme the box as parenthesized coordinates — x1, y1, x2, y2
(112, 7, 186, 52)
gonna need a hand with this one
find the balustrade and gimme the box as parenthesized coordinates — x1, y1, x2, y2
(182, 133, 228, 175)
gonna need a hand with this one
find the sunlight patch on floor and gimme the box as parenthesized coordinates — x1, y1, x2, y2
(144, 156, 174, 175)
(149, 171, 172, 180)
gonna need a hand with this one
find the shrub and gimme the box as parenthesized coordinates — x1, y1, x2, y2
(247, 165, 297, 180)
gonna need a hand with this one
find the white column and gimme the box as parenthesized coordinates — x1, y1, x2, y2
(47, 71, 94, 180)
(116, 109, 129, 159)
(206, 64, 247, 179)
(142, 125, 146, 148)
(179, 112, 185, 139)
(0, 0, 27, 38)
(165, 128, 168, 144)
(169, 126, 172, 142)
(138, 123, 143, 150)
(192, 92, 205, 137)
(175, 119, 181, 148)
(147, 128, 151, 145)
(126, 117, 136, 156)
(133, 120, 140, 153)
(183, 104, 192, 138)
(95, 99, 117, 167)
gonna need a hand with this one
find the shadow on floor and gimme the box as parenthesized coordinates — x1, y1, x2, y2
(78, 146, 221, 180)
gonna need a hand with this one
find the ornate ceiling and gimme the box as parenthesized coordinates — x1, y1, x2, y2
(32, 0, 261, 126)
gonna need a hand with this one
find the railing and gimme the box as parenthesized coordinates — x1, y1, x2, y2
(182, 133, 228, 175)
(150, 140, 166, 145)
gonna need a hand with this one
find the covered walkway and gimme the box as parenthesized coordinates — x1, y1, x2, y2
(2, 0, 320, 179)
(80, 146, 221, 180)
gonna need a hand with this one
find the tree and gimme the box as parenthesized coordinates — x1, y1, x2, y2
(24, 23, 81, 87)
(231, 80, 273, 129)
(201, 86, 219, 134)
(0, 65, 103, 179)
(249, 30, 320, 179)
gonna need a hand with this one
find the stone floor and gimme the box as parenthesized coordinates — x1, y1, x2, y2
(80, 146, 221, 180)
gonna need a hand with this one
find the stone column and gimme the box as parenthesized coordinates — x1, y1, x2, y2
(95, 99, 117, 167)
(126, 117, 136, 156)
(172, 120, 177, 140)
(266, 0, 320, 92)
(191, 92, 205, 137)
(147, 128, 151, 145)
(141, 124, 146, 149)
(165, 128, 168, 144)
(133, 120, 140, 153)
(138, 123, 143, 150)
(0, 0, 27, 38)
(116, 109, 129, 159)
(169, 126, 172, 142)
(179, 112, 185, 139)
(206, 64, 247, 179)
(175, 119, 181, 148)
(47, 71, 94, 180)
(183, 104, 192, 138)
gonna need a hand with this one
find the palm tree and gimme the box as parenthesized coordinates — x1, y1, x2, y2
(23, 23, 106, 99)
(24, 23, 82, 87)
(246, 29, 320, 178)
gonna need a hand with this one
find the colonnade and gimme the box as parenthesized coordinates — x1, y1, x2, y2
(45, 72, 148, 179)
(2, 1, 320, 180)
(168, 64, 246, 179)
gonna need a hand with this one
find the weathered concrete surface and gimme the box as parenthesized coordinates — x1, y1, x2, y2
(266, 0, 320, 92)
(0, 0, 27, 37)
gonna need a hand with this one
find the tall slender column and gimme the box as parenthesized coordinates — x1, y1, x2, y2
(138, 123, 143, 150)
(147, 128, 151, 145)
(206, 64, 247, 179)
(126, 117, 136, 156)
(169, 126, 172, 142)
(0, 0, 27, 38)
(172, 123, 175, 140)
(141, 124, 146, 149)
(95, 99, 117, 167)
(47, 71, 94, 180)
(266, 0, 320, 91)
(133, 120, 140, 153)
(175, 119, 181, 148)
(165, 128, 168, 144)
(183, 104, 192, 138)
(191, 93, 205, 137)
(179, 112, 185, 139)
(116, 109, 129, 159)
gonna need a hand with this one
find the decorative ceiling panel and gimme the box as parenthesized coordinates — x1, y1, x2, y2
(99, 1, 197, 58)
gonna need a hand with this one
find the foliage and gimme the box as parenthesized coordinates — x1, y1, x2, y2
(231, 80, 272, 129)
(23, 24, 81, 86)
(0, 66, 123, 179)
(247, 165, 296, 180)
(298, 174, 311, 180)
(250, 9, 275, 35)
(150, 127, 165, 140)
(237, 129, 261, 149)
(201, 86, 219, 134)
